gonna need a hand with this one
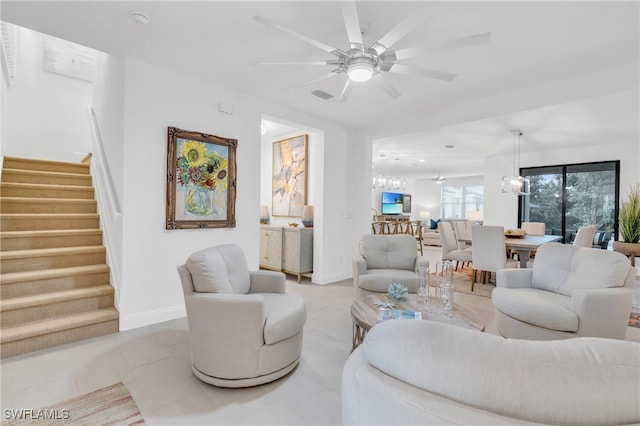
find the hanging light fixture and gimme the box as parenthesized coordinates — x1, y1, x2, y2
(501, 129, 530, 195)
(373, 155, 388, 189)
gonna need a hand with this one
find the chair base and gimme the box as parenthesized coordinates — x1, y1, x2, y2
(495, 309, 575, 341)
(192, 357, 300, 388)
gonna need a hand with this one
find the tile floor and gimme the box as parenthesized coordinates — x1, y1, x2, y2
(1, 246, 638, 425)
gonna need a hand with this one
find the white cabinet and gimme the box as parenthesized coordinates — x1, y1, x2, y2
(260, 225, 313, 283)
(259, 226, 282, 271)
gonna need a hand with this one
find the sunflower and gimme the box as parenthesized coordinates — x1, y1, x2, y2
(179, 140, 207, 168)
(215, 158, 229, 191)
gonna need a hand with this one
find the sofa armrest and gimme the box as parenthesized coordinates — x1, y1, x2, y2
(496, 269, 533, 289)
(249, 270, 286, 294)
(571, 288, 634, 339)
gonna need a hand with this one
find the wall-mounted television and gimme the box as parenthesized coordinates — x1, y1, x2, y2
(381, 192, 411, 215)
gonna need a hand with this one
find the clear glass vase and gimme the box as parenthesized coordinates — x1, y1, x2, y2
(436, 260, 454, 310)
(416, 266, 429, 304)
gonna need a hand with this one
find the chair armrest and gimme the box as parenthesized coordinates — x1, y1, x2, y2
(496, 269, 534, 288)
(185, 293, 267, 376)
(414, 256, 429, 270)
(353, 256, 367, 298)
(571, 288, 634, 339)
(186, 293, 266, 345)
(249, 270, 286, 294)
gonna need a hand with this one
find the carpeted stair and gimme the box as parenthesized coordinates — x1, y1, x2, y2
(0, 156, 119, 359)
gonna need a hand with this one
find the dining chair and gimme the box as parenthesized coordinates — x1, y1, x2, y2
(521, 222, 546, 236)
(471, 225, 518, 291)
(371, 221, 389, 234)
(453, 220, 471, 249)
(573, 225, 597, 247)
(438, 222, 472, 270)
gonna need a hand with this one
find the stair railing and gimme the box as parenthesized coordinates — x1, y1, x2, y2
(86, 105, 123, 305)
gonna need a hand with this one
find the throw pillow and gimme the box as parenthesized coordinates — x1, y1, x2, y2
(186, 248, 233, 293)
(430, 219, 438, 229)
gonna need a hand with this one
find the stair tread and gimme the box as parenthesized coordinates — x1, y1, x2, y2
(1, 229, 103, 238)
(2, 168, 92, 178)
(0, 197, 96, 204)
(0, 213, 98, 217)
(0, 182, 93, 190)
(0, 285, 114, 311)
(2, 156, 90, 171)
(1, 264, 110, 285)
(0, 308, 118, 343)
(0, 245, 105, 259)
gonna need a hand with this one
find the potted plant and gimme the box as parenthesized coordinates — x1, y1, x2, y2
(614, 184, 640, 266)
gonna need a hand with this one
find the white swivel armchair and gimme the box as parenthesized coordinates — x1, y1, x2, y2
(353, 234, 428, 298)
(493, 243, 634, 340)
(178, 244, 306, 387)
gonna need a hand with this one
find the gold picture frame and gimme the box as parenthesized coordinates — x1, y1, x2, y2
(272, 134, 307, 217)
(166, 126, 237, 229)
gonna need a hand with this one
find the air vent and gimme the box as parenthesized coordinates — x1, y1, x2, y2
(311, 90, 334, 100)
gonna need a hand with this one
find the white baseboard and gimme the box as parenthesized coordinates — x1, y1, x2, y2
(119, 304, 186, 331)
(314, 271, 352, 285)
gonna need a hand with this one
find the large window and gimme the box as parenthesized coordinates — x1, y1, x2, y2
(441, 185, 483, 219)
(520, 161, 619, 243)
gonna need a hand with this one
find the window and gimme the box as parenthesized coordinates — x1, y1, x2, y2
(520, 161, 619, 244)
(441, 185, 483, 219)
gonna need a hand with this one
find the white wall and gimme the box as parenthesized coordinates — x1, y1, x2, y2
(484, 141, 640, 229)
(3, 27, 92, 162)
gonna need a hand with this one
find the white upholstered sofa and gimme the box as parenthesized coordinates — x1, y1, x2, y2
(493, 243, 634, 340)
(342, 320, 640, 426)
(178, 244, 306, 387)
(353, 234, 428, 298)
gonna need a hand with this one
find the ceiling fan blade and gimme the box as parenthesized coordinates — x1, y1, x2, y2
(254, 15, 346, 57)
(340, 1, 364, 50)
(287, 70, 342, 91)
(370, 12, 428, 55)
(394, 32, 492, 60)
(389, 64, 457, 81)
(339, 78, 352, 102)
(255, 61, 334, 66)
(373, 74, 402, 99)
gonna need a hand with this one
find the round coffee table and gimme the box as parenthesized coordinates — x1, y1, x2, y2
(350, 294, 485, 350)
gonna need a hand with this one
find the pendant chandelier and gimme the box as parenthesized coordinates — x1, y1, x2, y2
(501, 129, 530, 195)
(372, 156, 406, 191)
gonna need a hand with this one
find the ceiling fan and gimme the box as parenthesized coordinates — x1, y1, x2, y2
(253, 2, 490, 101)
(432, 174, 447, 184)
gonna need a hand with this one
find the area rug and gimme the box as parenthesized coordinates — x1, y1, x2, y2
(629, 309, 640, 328)
(3, 382, 144, 425)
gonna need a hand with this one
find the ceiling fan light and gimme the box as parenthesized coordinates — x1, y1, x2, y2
(347, 59, 374, 82)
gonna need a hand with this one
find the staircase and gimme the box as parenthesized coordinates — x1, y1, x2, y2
(0, 156, 119, 359)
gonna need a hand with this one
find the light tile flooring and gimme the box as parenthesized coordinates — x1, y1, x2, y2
(1, 246, 638, 425)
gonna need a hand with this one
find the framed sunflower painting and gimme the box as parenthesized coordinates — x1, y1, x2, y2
(166, 127, 237, 229)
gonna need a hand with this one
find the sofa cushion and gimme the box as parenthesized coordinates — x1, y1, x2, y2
(358, 269, 419, 293)
(359, 235, 416, 271)
(262, 293, 306, 345)
(186, 248, 233, 293)
(493, 287, 578, 331)
(362, 320, 640, 426)
(532, 244, 631, 296)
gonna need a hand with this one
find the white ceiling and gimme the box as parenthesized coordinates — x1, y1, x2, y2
(3, 1, 638, 178)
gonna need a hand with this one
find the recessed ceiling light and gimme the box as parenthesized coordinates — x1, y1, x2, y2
(419, 159, 425, 162)
(129, 11, 150, 25)
(444, 145, 455, 149)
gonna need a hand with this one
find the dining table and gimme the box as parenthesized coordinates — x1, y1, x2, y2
(504, 234, 562, 268)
